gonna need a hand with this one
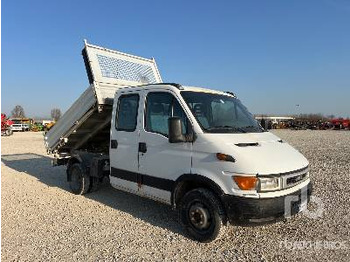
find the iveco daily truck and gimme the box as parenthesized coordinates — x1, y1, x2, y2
(45, 41, 312, 242)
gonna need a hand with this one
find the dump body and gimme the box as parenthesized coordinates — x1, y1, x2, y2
(44, 41, 162, 154)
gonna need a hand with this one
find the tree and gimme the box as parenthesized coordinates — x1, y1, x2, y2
(51, 108, 62, 121)
(11, 105, 26, 118)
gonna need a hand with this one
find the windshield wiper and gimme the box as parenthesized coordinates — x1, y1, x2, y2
(241, 125, 265, 132)
(205, 126, 247, 133)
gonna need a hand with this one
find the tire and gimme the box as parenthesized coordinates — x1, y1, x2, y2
(89, 177, 101, 193)
(179, 188, 227, 242)
(68, 163, 90, 195)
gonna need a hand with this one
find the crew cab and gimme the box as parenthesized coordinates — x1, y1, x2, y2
(45, 41, 312, 242)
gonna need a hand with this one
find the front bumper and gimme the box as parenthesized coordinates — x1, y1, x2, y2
(221, 182, 313, 223)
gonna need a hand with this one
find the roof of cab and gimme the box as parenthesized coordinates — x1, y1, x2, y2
(182, 85, 230, 95)
(117, 83, 236, 97)
(165, 83, 236, 98)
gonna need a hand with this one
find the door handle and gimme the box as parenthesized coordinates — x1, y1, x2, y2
(111, 140, 118, 149)
(138, 142, 147, 153)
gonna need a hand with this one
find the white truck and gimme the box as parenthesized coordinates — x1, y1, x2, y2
(12, 123, 29, 132)
(45, 41, 312, 242)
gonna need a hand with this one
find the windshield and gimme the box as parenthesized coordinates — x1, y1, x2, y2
(181, 91, 264, 133)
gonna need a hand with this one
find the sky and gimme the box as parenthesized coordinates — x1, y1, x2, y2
(2, 0, 350, 118)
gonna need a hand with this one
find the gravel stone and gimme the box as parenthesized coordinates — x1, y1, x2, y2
(1, 130, 349, 261)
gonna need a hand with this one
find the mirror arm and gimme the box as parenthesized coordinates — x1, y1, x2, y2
(184, 130, 195, 143)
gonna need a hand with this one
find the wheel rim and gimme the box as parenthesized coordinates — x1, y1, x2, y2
(70, 167, 82, 192)
(188, 203, 211, 230)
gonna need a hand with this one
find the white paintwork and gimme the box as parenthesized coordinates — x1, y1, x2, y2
(109, 84, 310, 202)
(110, 177, 171, 205)
(138, 89, 192, 203)
(44, 42, 310, 208)
(83, 41, 162, 105)
(11, 124, 24, 131)
(192, 132, 308, 176)
(140, 186, 172, 205)
(110, 90, 141, 187)
(110, 176, 139, 195)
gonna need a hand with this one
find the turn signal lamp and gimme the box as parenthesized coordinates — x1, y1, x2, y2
(216, 153, 235, 162)
(233, 176, 257, 190)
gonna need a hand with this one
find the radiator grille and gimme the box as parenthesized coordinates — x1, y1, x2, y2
(282, 167, 309, 189)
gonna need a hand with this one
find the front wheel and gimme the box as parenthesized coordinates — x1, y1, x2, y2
(179, 188, 227, 242)
(68, 163, 90, 195)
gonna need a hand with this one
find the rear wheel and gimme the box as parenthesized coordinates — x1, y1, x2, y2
(179, 188, 227, 242)
(68, 163, 90, 195)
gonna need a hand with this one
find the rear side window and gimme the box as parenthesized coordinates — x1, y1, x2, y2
(115, 94, 139, 131)
(145, 92, 188, 136)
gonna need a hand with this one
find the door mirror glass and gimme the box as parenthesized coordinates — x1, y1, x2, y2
(168, 117, 186, 143)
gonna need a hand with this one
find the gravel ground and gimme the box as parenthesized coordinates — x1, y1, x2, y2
(1, 130, 350, 261)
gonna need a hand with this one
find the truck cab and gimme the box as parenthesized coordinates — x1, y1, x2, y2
(45, 42, 312, 242)
(108, 83, 312, 241)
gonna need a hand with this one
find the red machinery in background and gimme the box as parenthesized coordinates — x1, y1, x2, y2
(331, 118, 350, 129)
(1, 114, 14, 136)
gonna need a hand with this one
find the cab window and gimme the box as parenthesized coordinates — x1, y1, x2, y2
(115, 94, 139, 131)
(145, 92, 188, 136)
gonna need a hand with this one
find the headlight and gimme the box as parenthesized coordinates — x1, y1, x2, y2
(258, 177, 281, 192)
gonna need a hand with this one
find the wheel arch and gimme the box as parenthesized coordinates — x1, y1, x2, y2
(66, 156, 83, 181)
(171, 174, 225, 208)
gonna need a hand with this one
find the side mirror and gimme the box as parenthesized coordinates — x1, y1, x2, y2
(168, 117, 186, 143)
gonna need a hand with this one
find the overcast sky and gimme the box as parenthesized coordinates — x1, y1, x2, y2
(2, 0, 350, 118)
